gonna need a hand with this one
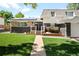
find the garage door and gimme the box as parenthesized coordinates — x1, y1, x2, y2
(71, 23, 79, 37)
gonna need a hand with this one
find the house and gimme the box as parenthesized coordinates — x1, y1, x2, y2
(41, 9, 79, 37)
(10, 9, 79, 37)
(0, 17, 4, 31)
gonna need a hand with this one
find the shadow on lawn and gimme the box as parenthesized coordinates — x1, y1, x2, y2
(0, 43, 33, 56)
(44, 41, 79, 56)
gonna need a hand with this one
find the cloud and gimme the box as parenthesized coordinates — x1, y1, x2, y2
(0, 3, 31, 12)
(21, 8, 31, 13)
(0, 3, 10, 8)
(21, 8, 32, 17)
(31, 15, 40, 18)
(0, 3, 20, 9)
(0, 3, 32, 18)
(8, 3, 20, 9)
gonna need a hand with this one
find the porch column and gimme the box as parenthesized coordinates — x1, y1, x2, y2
(35, 26, 36, 34)
(30, 26, 32, 34)
(10, 22, 12, 33)
(42, 22, 45, 33)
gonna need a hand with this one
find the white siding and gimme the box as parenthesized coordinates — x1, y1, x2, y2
(60, 27, 66, 36)
(0, 17, 4, 30)
(0, 18, 4, 25)
(71, 23, 79, 37)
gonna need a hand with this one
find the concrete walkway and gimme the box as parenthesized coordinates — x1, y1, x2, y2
(31, 35, 46, 56)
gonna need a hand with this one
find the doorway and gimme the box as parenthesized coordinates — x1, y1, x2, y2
(35, 22, 43, 35)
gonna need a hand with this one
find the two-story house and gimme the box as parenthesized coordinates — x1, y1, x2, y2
(41, 9, 79, 37)
(10, 9, 79, 37)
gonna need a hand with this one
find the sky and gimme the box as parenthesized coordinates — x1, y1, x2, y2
(0, 3, 68, 18)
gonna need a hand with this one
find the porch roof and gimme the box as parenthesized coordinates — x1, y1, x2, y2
(12, 18, 36, 21)
(9, 18, 36, 22)
(59, 16, 79, 23)
(9, 18, 43, 22)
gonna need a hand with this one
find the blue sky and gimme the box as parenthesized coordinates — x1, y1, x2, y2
(0, 3, 68, 18)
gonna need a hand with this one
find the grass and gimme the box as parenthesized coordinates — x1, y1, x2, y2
(0, 33, 35, 56)
(43, 38, 79, 56)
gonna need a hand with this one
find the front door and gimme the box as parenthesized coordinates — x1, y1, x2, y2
(35, 22, 43, 35)
(65, 23, 71, 37)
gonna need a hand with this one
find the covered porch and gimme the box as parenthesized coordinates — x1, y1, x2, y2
(10, 18, 45, 35)
(56, 16, 79, 37)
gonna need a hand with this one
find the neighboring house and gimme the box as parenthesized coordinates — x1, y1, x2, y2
(10, 18, 43, 34)
(0, 17, 4, 30)
(41, 9, 79, 37)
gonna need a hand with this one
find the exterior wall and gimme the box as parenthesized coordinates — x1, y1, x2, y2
(60, 23, 71, 37)
(0, 17, 4, 30)
(11, 21, 34, 27)
(27, 21, 34, 26)
(71, 23, 79, 37)
(60, 28, 66, 36)
(41, 9, 79, 24)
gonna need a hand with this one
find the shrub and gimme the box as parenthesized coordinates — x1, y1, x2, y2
(45, 27, 59, 33)
(49, 28, 59, 33)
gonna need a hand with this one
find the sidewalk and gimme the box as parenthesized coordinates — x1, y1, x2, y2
(43, 36, 78, 41)
(31, 35, 46, 56)
(43, 36, 70, 39)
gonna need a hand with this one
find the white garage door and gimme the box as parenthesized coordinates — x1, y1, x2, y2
(71, 23, 79, 37)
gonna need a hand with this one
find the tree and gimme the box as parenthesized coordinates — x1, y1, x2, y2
(15, 12, 24, 18)
(0, 10, 13, 24)
(24, 3, 37, 9)
(67, 3, 79, 10)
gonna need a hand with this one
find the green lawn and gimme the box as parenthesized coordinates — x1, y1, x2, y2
(0, 33, 35, 56)
(43, 38, 79, 56)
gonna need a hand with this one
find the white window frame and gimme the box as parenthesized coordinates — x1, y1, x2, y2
(65, 12, 75, 17)
(51, 11, 56, 17)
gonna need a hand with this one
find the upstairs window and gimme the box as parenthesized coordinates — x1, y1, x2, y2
(51, 12, 55, 17)
(65, 12, 74, 16)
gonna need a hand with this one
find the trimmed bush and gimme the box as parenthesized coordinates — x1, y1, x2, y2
(45, 27, 59, 33)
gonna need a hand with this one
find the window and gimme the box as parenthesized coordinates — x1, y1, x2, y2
(51, 12, 55, 17)
(19, 22, 27, 27)
(65, 12, 74, 16)
(40, 18, 43, 20)
(32, 27, 35, 30)
(44, 23, 51, 27)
